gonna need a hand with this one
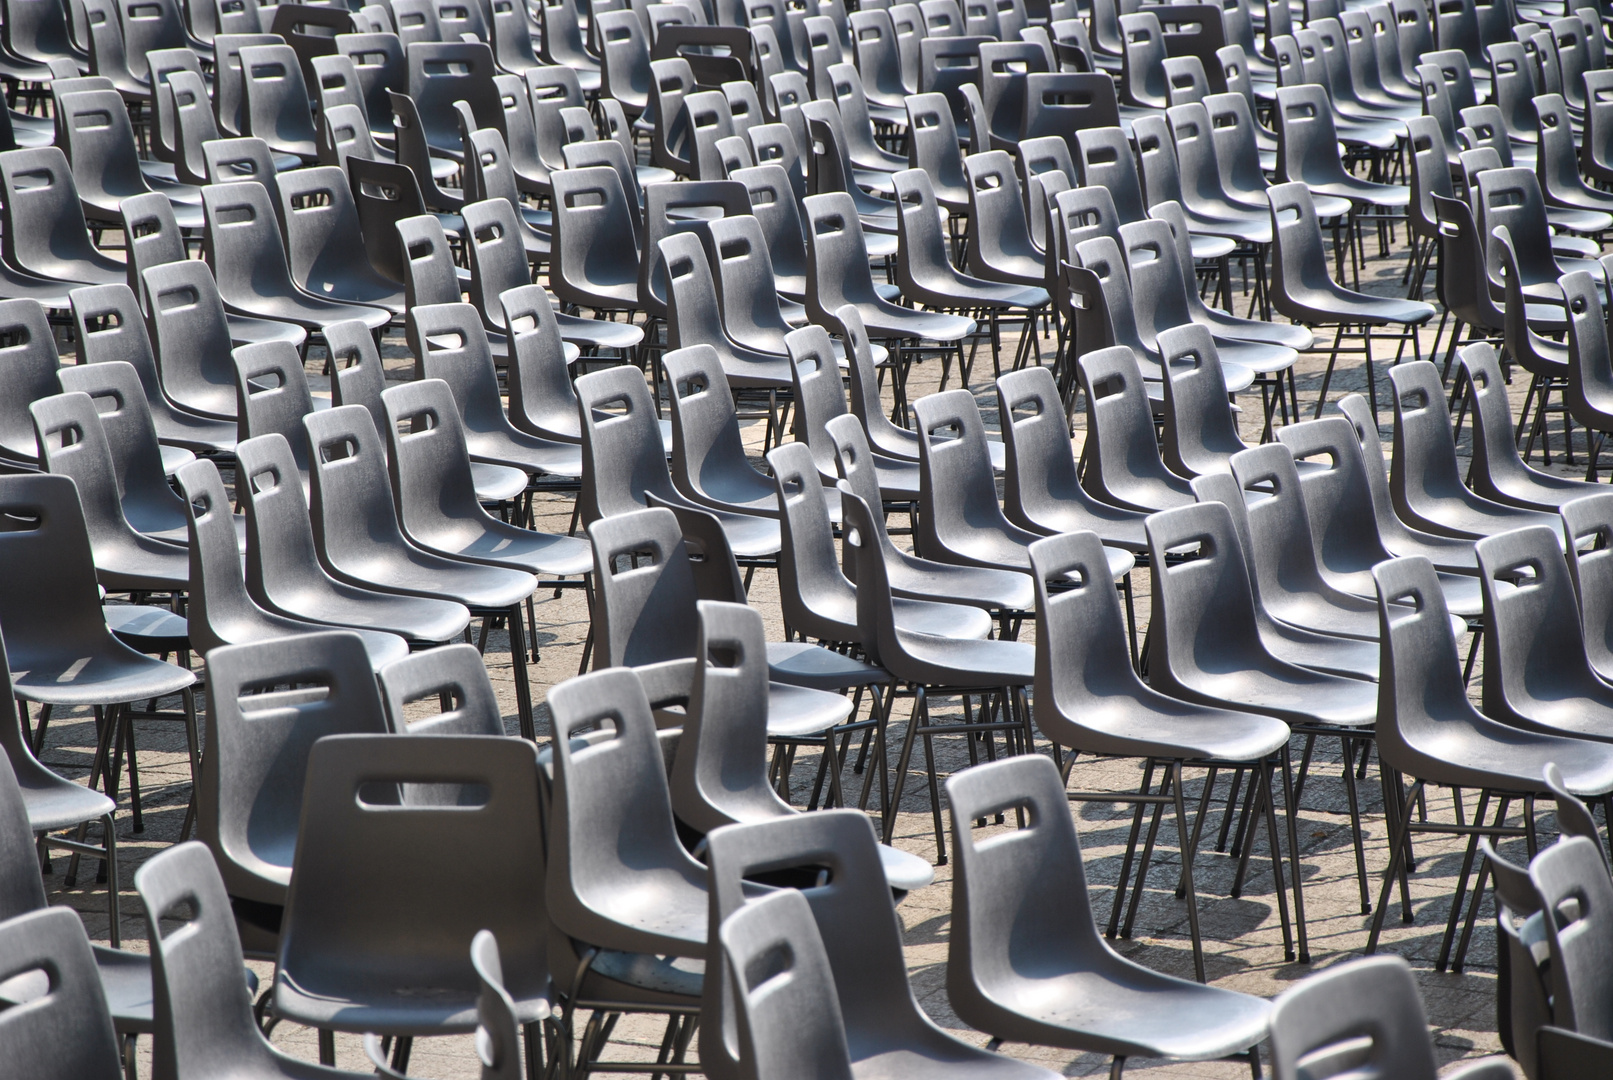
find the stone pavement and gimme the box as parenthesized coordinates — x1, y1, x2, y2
(37, 237, 1552, 1077)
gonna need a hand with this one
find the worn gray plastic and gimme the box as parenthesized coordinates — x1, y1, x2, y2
(1075, 346, 1194, 512)
(0, 146, 124, 286)
(946, 754, 1273, 1064)
(662, 343, 787, 516)
(0, 906, 123, 1079)
(275, 165, 406, 313)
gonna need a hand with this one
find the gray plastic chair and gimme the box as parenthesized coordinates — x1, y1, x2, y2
(57, 86, 204, 229)
(234, 433, 472, 646)
(176, 457, 407, 666)
(375, 643, 504, 737)
(946, 755, 1272, 1074)
(0, 146, 125, 286)
(141, 259, 249, 421)
(1334, 392, 1483, 573)
(1156, 323, 1252, 479)
(704, 809, 1054, 1080)
(1475, 523, 1613, 746)
(574, 364, 781, 558)
(0, 906, 123, 1079)
(30, 390, 192, 594)
(1365, 555, 1613, 964)
(1561, 493, 1613, 686)
(303, 404, 542, 734)
(915, 387, 1133, 584)
(1268, 955, 1513, 1080)
(1387, 361, 1563, 539)
(1228, 443, 1385, 642)
(232, 340, 318, 491)
(660, 231, 794, 394)
(275, 165, 407, 314)
(1076, 346, 1195, 513)
(67, 283, 237, 457)
(1028, 531, 1301, 976)
(407, 302, 585, 480)
(195, 630, 390, 955)
(784, 324, 919, 499)
(273, 734, 552, 1057)
(381, 377, 594, 582)
(662, 344, 790, 518)
(1525, 836, 1613, 1076)
(586, 506, 849, 738)
(136, 840, 375, 1078)
(839, 484, 1035, 860)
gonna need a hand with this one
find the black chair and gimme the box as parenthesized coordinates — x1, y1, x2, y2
(946, 755, 1273, 1071)
(273, 733, 553, 1071)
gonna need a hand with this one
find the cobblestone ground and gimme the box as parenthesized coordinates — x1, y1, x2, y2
(41, 227, 1554, 1077)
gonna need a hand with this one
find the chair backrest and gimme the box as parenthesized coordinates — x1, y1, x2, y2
(911, 388, 1016, 557)
(56, 357, 187, 535)
(1268, 955, 1439, 1080)
(944, 752, 1107, 1025)
(395, 212, 462, 309)
(377, 643, 504, 736)
(500, 284, 580, 441)
(586, 505, 700, 670)
(1531, 835, 1613, 1043)
(1561, 492, 1613, 685)
(381, 375, 501, 548)
(198, 629, 388, 908)
(1076, 344, 1194, 510)
(56, 86, 149, 214)
(769, 435, 859, 642)
(0, 905, 123, 1080)
(0, 146, 102, 280)
(642, 179, 753, 316)
(142, 258, 239, 419)
(904, 91, 970, 200)
(202, 136, 282, 214)
(275, 164, 376, 296)
(201, 180, 305, 313)
(544, 664, 704, 955)
(337, 31, 407, 134)
(1158, 323, 1246, 477)
(574, 365, 677, 524)
(233, 340, 316, 481)
(1074, 125, 1145, 221)
(30, 387, 155, 553)
(407, 39, 503, 135)
(718, 889, 856, 1080)
(120, 191, 188, 308)
(460, 195, 531, 332)
(238, 43, 318, 153)
(232, 430, 343, 615)
(0, 298, 57, 464)
(279, 732, 550, 1010)
(550, 165, 643, 312)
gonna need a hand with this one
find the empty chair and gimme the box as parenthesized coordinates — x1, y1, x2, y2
(235, 432, 473, 646)
(201, 181, 393, 335)
(1156, 324, 1252, 479)
(232, 341, 318, 488)
(1363, 554, 1613, 967)
(1076, 347, 1196, 513)
(1026, 532, 1301, 978)
(238, 43, 319, 161)
(272, 734, 552, 1055)
(661, 344, 794, 520)
(143, 258, 269, 421)
(1267, 955, 1512, 1080)
(135, 839, 376, 1078)
(56, 87, 204, 230)
(0, 907, 124, 1080)
(275, 166, 407, 314)
(1387, 361, 1563, 539)
(0, 146, 125, 287)
(947, 755, 1276, 1062)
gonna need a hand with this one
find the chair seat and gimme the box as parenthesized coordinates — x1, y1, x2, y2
(887, 630, 1035, 688)
(157, 443, 196, 476)
(765, 680, 855, 737)
(765, 641, 888, 691)
(427, 524, 594, 577)
(1197, 308, 1314, 349)
(104, 603, 190, 654)
(1212, 338, 1298, 374)
(555, 311, 644, 351)
(1189, 233, 1236, 260)
(1260, 618, 1381, 681)
(14, 760, 116, 832)
(1172, 663, 1378, 728)
(974, 962, 1271, 1061)
(9, 642, 195, 707)
(887, 553, 1036, 612)
(854, 305, 976, 343)
(472, 461, 530, 502)
(1309, 176, 1409, 209)
(1547, 206, 1612, 234)
(223, 293, 392, 332)
(152, 404, 237, 455)
(1284, 285, 1435, 327)
(465, 430, 585, 479)
(1020, 503, 1150, 553)
(333, 549, 537, 612)
(227, 314, 309, 349)
(1057, 693, 1293, 763)
(274, 969, 551, 1036)
(1393, 713, 1613, 797)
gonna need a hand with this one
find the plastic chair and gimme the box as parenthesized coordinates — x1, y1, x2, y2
(1475, 522, 1613, 750)
(302, 403, 542, 733)
(1477, 168, 1601, 306)
(56, 87, 203, 230)
(1563, 269, 1613, 481)
(405, 39, 501, 157)
(135, 840, 376, 1077)
(1459, 342, 1603, 510)
(30, 390, 193, 594)
(0, 146, 125, 286)
(1386, 360, 1563, 538)
(274, 165, 407, 314)
(176, 456, 405, 664)
(381, 377, 593, 582)
(201, 181, 393, 334)
(235, 432, 472, 645)
(1267, 181, 1434, 420)
(407, 302, 584, 479)
(1559, 492, 1613, 686)
(1075, 346, 1196, 513)
(0, 635, 125, 953)
(335, 31, 407, 140)
(54, 360, 199, 543)
(0, 906, 124, 1079)
(1026, 532, 1300, 977)
(272, 733, 552, 1060)
(231, 340, 319, 489)
(1268, 955, 1513, 1080)
(946, 755, 1273, 1068)
(1364, 555, 1613, 964)
(904, 92, 972, 214)
(660, 343, 789, 517)
(68, 283, 236, 457)
(548, 163, 643, 319)
(237, 43, 319, 161)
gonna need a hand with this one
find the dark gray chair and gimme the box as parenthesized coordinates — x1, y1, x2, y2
(232, 340, 317, 491)
(1364, 556, 1613, 968)
(275, 165, 407, 314)
(703, 810, 1056, 1080)
(67, 283, 237, 457)
(407, 302, 585, 481)
(1268, 955, 1513, 1080)
(376, 643, 504, 736)
(0, 906, 123, 1079)
(237, 42, 321, 160)
(135, 840, 376, 1078)
(1475, 524, 1613, 746)
(302, 404, 542, 736)
(1155, 324, 1252, 479)
(784, 324, 919, 499)
(142, 259, 262, 420)
(175, 457, 409, 667)
(1076, 347, 1195, 513)
(0, 146, 125, 287)
(273, 734, 553, 1065)
(662, 343, 791, 518)
(196, 630, 391, 957)
(1028, 531, 1301, 976)
(945, 755, 1272, 1074)
(1561, 492, 1613, 686)
(234, 433, 473, 646)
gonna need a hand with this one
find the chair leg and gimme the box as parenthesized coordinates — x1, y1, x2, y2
(1338, 735, 1372, 914)
(1366, 777, 1425, 954)
(1106, 760, 1156, 940)
(508, 602, 536, 740)
(1276, 746, 1308, 961)
(1169, 761, 1207, 983)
